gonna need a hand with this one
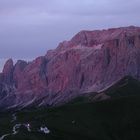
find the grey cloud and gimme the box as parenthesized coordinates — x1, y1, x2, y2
(0, 0, 140, 60)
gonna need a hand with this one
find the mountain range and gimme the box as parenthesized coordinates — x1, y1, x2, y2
(0, 26, 140, 110)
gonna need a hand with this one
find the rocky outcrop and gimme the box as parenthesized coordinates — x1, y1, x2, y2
(0, 26, 140, 109)
(2, 59, 14, 84)
(16, 56, 48, 95)
(13, 60, 28, 88)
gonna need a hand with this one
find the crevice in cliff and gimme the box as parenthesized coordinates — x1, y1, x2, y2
(40, 59, 49, 86)
(138, 35, 140, 40)
(115, 39, 119, 47)
(80, 73, 85, 88)
(82, 32, 88, 46)
(105, 48, 111, 65)
(127, 36, 135, 48)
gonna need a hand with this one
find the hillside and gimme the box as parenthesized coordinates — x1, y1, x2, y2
(0, 76, 140, 140)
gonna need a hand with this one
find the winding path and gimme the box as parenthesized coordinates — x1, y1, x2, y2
(0, 113, 50, 140)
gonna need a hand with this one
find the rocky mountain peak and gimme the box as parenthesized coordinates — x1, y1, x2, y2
(2, 58, 14, 84)
(2, 58, 14, 75)
(0, 26, 140, 109)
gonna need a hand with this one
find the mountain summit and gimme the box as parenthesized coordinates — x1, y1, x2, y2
(0, 26, 140, 109)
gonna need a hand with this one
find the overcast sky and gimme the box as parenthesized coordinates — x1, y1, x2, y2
(0, 0, 140, 61)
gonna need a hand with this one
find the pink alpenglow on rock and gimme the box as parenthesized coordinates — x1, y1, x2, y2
(0, 26, 140, 109)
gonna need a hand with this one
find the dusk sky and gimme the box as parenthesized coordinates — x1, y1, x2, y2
(0, 0, 140, 65)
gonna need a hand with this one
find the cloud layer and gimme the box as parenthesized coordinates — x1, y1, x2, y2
(0, 0, 140, 59)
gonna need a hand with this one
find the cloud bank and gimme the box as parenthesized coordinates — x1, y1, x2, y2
(0, 0, 140, 59)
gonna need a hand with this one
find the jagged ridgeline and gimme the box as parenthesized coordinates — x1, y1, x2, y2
(0, 26, 140, 109)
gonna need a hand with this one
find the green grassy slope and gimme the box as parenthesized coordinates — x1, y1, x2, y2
(7, 95, 139, 140)
(105, 76, 140, 98)
(1, 76, 140, 140)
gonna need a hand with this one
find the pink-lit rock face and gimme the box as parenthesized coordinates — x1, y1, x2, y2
(2, 58, 14, 84)
(0, 26, 140, 108)
(45, 26, 140, 93)
(13, 60, 28, 88)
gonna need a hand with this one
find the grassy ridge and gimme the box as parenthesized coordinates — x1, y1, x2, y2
(1, 76, 140, 140)
(10, 95, 140, 140)
(0, 113, 13, 136)
(105, 76, 140, 98)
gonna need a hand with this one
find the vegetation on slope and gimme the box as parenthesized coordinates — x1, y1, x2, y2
(0, 76, 140, 140)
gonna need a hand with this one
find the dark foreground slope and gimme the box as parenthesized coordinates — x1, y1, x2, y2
(92, 76, 140, 101)
(105, 76, 140, 98)
(2, 95, 140, 140)
(0, 77, 140, 140)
